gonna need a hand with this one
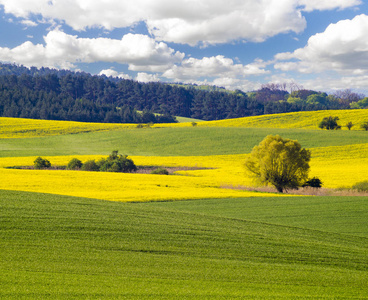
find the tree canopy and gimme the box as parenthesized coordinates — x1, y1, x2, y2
(318, 116, 341, 130)
(244, 135, 311, 193)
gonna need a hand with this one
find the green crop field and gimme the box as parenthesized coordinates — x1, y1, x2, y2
(1, 111, 368, 298)
(1, 190, 367, 299)
(1, 126, 367, 157)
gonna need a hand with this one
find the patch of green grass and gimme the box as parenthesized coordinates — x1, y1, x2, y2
(1, 126, 367, 157)
(1, 190, 367, 298)
(146, 196, 368, 238)
(175, 116, 204, 123)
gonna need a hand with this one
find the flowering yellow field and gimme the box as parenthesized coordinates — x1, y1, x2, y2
(0, 144, 367, 201)
(0, 155, 273, 201)
(0, 117, 136, 138)
(1, 109, 368, 139)
(198, 109, 368, 129)
(310, 143, 368, 188)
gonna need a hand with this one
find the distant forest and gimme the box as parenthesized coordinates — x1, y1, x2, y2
(0, 63, 367, 123)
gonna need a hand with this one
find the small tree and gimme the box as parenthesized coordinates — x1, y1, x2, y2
(98, 150, 137, 173)
(67, 158, 83, 170)
(244, 135, 311, 193)
(34, 157, 51, 169)
(346, 121, 354, 130)
(318, 116, 341, 130)
(361, 121, 368, 131)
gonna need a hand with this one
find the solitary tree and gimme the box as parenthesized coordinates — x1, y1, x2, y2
(361, 121, 368, 131)
(34, 157, 51, 169)
(346, 121, 354, 130)
(67, 158, 83, 170)
(318, 116, 341, 130)
(244, 135, 311, 193)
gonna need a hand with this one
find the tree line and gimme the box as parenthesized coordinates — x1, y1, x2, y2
(0, 63, 366, 123)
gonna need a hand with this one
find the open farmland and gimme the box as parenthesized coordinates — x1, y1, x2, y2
(1, 110, 368, 298)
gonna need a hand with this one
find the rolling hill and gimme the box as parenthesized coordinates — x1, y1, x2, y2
(0, 110, 368, 298)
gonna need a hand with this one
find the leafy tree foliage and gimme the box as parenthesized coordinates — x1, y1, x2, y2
(346, 121, 354, 130)
(244, 135, 311, 193)
(318, 116, 341, 130)
(361, 121, 368, 131)
(67, 158, 83, 170)
(0, 63, 366, 123)
(97, 151, 137, 173)
(34, 157, 51, 169)
(81, 160, 100, 172)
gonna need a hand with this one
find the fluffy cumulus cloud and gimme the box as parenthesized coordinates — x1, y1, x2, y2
(274, 14, 368, 74)
(163, 56, 269, 81)
(0, 0, 361, 46)
(0, 30, 184, 70)
(99, 69, 132, 80)
(0, 0, 320, 46)
(135, 72, 160, 83)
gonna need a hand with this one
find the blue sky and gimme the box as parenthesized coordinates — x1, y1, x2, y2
(0, 0, 367, 93)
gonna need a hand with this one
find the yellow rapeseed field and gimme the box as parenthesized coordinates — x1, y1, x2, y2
(198, 109, 368, 129)
(0, 117, 136, 138)
(1, 112, 368, 201)
(0, 144, 367, 201)
(2, 109, 368, 139)
(0, 155, 273, 201)
(310, 144, 368, 188)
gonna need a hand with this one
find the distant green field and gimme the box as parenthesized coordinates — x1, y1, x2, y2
(146, 196, 368, 238)
(1, 126, 367, 157)
(1, 190, 367, 299)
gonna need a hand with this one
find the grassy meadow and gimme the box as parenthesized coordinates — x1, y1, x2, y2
(1, 110, 368, 298)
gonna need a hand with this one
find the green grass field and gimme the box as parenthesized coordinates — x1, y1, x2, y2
(1, 190, 367, 299)
(1, 126, 367, 157)
(1, 112, 368, 298)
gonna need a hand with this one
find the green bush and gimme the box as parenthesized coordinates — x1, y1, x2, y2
(360, 121, 368, 131)
(67, 158, 83, 170)
(98, 151, 137, 173)
(151, 168, 169, 175)
(34, 157, 51, 169)
(318, 116, 341, 130)
(352, 180, 368, 192)
(303, 177, 322, 188)
(81, 160, 99, 172)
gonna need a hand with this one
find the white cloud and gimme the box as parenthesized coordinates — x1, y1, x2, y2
(136, 72, 160, 83)
(162, 55, 269, 81)
(21, 19, 37, 27)
(274, 14, 368, 74)
(298, 0, 361, 12)
(300, 75, 368, 93)
(99, 69, 132, 80)
(0, 30, 184, 70)
(0, 0, 307, 45)
(0, 0, 361, 46)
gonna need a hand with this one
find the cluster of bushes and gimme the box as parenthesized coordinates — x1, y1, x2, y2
(351, 180, 368, 192)
(33, 152, 173, 176)
(319, 116, 368, 131)
(34, 151, 137, 173)
(67, 151, 137, 173)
